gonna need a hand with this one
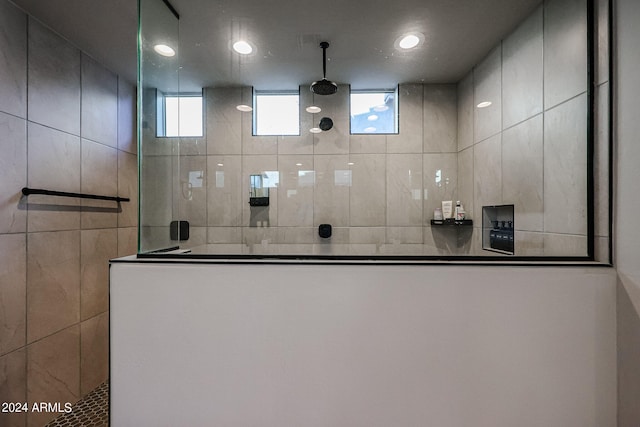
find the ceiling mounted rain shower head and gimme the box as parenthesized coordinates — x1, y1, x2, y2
(310, 42, 338, 95)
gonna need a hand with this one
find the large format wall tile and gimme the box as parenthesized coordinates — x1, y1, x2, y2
(118, 78, 137, 154)
(179, 136, 207, 156)
(544, 0, 587, 109)
(277, 155, 314, 226)
(387, 84, 423, 153)
(177, 155, 207, 226)
(140, 155, 173, 228)
(312, 85, 349, 155)
(595, 82, 609, 237)
(594, 236, 609, 263)
(457, 72, 474, 151)
(502, 115, 543, 231)
(502, 5, 543, 129)
(27, 326, 80, 427)
(207, 156, 242, 227)
(514, 231, 545, 256)
(387, 154, 423, 226)
(423, 84, 457, 153)
(242, 226, 278, 249)
(27, 19, 80, 135)
(118, 150, 138, 228)
(457, 146, 474, 221)
(0, 234, 26, 356)
(207, 227, 242, 244)
(423, 153, 457, 221)
(0, 112, 27, 233)
(543, 233, 588, 256)
(206, 87, 242, 155)
(474, 134, 502, 211)
(81, 54, 118, 147)
(313, 155, 350, 227)
(185, 226, 207, 248)
(80, 312, 108, 395)
(424, 226, 469, 256)
(27, 123, 81, 232)
(27, 231, 80, 343)
(350, 154, 386, 226)
(386, 226, 424, 244)
(81, 229, 117, 320)
(474, 46, 502, 143)
(139, 88, 170, 156)
(278, 133, 313, 155)
(0, 349, 26, 427)
(81, 139, 118, 229)
(0, 0, 26, 118)
(349, 227, 385, 245)
(544, 93, 587, 235)
(242, 155, 278, 226)
(117, 227, 138, 257)
(243, 131, 278, 156)
(349, 134, 386, 154)
(597, 0, 609, 85)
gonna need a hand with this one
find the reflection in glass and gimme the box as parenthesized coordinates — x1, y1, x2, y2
(137, 0, 598, 258)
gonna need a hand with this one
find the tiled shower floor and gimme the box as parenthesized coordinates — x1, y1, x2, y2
(44, 381, 109, 427)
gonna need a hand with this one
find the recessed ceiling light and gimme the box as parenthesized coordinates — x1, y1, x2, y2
(310, 127, 322, 134)
(217, 163, 224, 167)
(367, 114, 379, 121)
(306, 106, 321, 113)
(236, 104, 253, 112)
(477, 101, 492, 108)
(364, 126, 377, 133)
(396, 33, 424, 50)
(153, 44, 175, 57)
(296, 163, 303, 166)
(347, 162, 355, 166)
(233, 40, 253, 55)
(373, 104, 389, 112)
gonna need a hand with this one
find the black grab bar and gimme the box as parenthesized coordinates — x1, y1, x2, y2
(21, 187, 130, 203)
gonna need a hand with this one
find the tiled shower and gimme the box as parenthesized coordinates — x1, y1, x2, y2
(0, 0, 137, 425)
(139, 0, 609, 259)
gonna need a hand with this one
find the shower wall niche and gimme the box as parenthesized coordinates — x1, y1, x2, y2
(137, 0, 609, 259)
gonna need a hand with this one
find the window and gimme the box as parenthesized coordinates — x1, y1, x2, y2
(254, 90, 300, 136)
(350, 89, 398, 134)
(156, 91, 203, 137)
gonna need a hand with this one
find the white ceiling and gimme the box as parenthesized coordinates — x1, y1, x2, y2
(11, 0, 542, 91)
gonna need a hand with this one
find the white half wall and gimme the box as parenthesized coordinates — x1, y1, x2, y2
(110, 262, 616, 427)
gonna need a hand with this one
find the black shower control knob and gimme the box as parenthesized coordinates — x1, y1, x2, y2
(319, 117, 333, 131)
(318, 224, 332, 238)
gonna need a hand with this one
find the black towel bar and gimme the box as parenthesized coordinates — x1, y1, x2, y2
(21, 187, 130, 203)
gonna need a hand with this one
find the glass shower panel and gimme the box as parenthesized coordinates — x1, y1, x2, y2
(135, 0, 603, 260)
(138, 0, 180, 253)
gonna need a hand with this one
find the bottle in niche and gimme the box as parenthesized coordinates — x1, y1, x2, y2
(442, 201, 453, 219)
(434, 207, 443, 220)
(455, 201, 465, 220)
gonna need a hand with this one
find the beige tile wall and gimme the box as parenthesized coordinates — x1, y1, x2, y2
(456, 0, 609, 258)
(0, 2, 137, 426)
(149, 82, 461, 255)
